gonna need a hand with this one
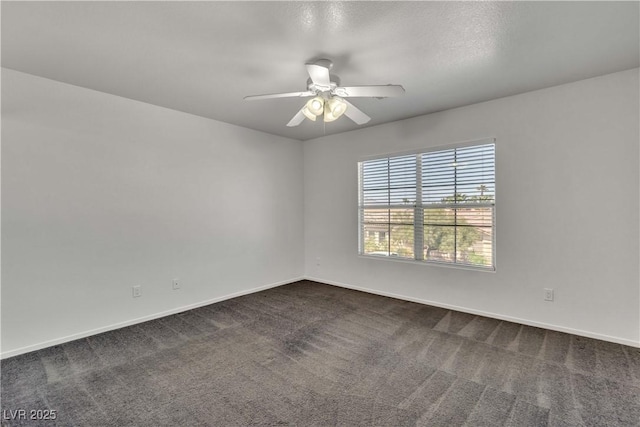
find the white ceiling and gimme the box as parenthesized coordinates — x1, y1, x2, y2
(2, 1, 639, 141)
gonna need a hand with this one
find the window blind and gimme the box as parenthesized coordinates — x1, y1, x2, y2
(358, 141, 495, 269)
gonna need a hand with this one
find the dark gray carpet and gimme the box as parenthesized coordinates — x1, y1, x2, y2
(2, 280, 639, 426)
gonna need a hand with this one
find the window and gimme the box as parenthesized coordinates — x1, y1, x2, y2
(358, 139, 495, 270)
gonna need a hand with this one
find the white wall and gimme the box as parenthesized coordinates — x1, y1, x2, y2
(304, 68, 640, 346)
(3, 67, 638, 357)
(1, 69, 304, 357)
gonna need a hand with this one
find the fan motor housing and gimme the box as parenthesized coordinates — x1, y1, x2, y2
(307, 76, 341, 95)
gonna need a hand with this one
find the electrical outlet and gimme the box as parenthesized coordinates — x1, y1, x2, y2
(544, 288, 554, 302)
(316, 257, 321, 267)
(172, 279, 181, 290)
(132, 285, 142, 298)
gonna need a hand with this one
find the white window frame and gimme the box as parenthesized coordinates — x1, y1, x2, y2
(358, 138, 496, 271)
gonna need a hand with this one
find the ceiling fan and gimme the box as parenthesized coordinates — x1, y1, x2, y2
(244, 59, 405, 127)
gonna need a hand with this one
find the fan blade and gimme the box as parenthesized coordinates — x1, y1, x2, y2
(342, 99, 371, 125)
(286, 108, 308, 127)
(244, 91, 314, 101)
(306, 63, 331, 88)
(335, 85, 405, 98)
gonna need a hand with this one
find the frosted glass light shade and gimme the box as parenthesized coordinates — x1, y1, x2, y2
(324, 97, 347, 122)
(306, 97, 325, 116)
(302, 106, 317, 121)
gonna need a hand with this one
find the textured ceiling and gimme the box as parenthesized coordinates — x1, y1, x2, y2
(2, 1, 639, 141)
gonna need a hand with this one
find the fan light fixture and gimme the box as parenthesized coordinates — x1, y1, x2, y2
(302, 96, 324, 121)
(324, 97, 347, 122)
(308, 97, 324, 115)
(301, 96, 347, 123)
(302, 106, 317, 121)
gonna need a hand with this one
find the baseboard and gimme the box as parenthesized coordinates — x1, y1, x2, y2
(304, 276, 640, 349)
(4, 274, 637, 358)
(0, 276, 305, 359)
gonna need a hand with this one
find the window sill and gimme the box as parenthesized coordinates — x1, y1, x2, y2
(358, 254, 496, 273)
